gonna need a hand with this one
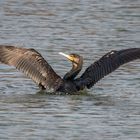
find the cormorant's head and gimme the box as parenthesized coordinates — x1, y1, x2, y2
(59, 52, 83, 68)
(59, 52, 83, 80)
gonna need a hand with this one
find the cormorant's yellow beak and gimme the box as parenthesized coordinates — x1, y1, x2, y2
(59, 52, 74, 61)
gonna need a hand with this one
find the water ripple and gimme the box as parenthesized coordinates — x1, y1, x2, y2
(0, 0, 140, 139)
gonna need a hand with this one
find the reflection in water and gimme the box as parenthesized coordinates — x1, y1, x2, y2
(0, 0, 140, 139)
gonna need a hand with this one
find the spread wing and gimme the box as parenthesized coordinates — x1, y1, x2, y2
(75, 48, 140, 90)
(0, 45, 62, 90)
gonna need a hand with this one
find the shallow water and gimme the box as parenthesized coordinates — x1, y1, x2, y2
(0, 0, 140, 139)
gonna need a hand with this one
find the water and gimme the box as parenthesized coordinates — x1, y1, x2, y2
(0, 0, 140, 139)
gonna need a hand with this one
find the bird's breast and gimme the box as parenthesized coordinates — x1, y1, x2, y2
(57, 80, 78, 94)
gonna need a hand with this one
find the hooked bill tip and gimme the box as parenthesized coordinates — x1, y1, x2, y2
(58, 52, 74, 61)
(59, 52, 69, 58)
(59, 52, 64, 55)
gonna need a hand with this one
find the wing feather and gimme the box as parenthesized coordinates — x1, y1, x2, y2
(0, 45, 62, 90)
(75, 48, 140, 90)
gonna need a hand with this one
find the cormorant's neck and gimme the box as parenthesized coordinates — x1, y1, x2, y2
(63, 61, 83, 81)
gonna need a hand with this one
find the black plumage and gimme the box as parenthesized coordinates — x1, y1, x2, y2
(0, 45, 140, 94)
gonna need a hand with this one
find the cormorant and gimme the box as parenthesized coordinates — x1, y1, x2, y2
(0, 45, 140, 93)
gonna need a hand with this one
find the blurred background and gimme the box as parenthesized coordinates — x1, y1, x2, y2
(0, 0, 140, 139)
